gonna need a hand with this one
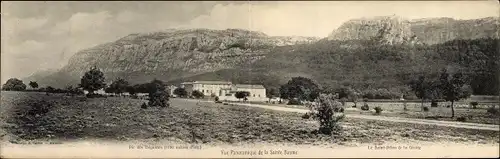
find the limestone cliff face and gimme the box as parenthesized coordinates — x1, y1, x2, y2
(59, 29, 319, 83)
(328, 16, 419, 45)
(409, 17, 499, 44)
(328, 16, 498, 45)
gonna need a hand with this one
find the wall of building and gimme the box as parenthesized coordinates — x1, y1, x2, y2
(236, 88, 266, 98)
(193, 83, 232, 96)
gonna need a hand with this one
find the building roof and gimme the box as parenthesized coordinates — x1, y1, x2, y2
(235, 84, 265, 89)
(182, 81, 232, 85)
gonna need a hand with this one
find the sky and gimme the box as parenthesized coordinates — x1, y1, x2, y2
(1, 1, 499, 84)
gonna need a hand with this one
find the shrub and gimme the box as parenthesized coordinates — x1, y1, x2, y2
(487, 107, 498, 115)
(147, 80, 169, 108)
(306, 93, 344, 135)
(423, 106, 429, 112)
(361, 104, 369, 111)
(374, 106, 383, 114)
(470, 102, 478, 109)
(192, 90, 204, 99)
(287, 98, 301, 105)
(301, 113, 311, 119)
(431, 101, 438, 107)
(148, 90, 169, 107)
(214, 96, 219, 102)
(141, 102, 148, 109)
(456, 116, 467, 122)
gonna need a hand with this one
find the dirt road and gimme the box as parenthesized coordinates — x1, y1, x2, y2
(178, 99, 500, 131)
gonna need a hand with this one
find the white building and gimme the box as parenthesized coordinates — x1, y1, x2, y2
(180, 81, 267, 101)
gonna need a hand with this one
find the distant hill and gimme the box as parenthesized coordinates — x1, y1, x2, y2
(176, 38, 499, 96)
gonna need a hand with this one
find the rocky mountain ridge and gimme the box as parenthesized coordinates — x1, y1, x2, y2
(33, 28, 319, 87)
(26, 16, 499, 88)
(328, 16, 498, 45)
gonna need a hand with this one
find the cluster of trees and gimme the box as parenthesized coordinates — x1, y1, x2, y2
(1, 78, 84, 95)
(409, 68, 473, 117)
(273, 70, 474, 118)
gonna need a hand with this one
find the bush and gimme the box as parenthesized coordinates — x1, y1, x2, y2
(470, 102, 478, 109)
(146, 80, 169, 107)
(306, 94, 344, 135)
(456, 116, 467, 122)
(374, 106, 383, 114)
(148, 90, 169, 107)
(361, 104, 369, 111)
(141, 102, 148, 109)
(423, 106, 429, 112)
(431, 101, 438, 107)
(301, 113, 311, 119)
(214, 96, 219, 102)
(287, 98, 301, 105)
(487, 107, 498, 115)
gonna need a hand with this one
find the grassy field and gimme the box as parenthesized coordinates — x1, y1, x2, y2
(233, 100, 500, 125)
(1, 91, 499, 146)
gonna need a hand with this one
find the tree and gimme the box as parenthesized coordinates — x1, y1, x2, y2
(337, 87, 361, 107)
(109, 78, 129, 95)
(192, 90, 204, 99)
(79, 66, 106, 95)
(2, 78, 27, 91)
(438, 69, 472, 118)
(409, 76, 434, 110)
(279, 77, 320, 102)
(173, 87, 188, 98)
(266, 88, 278, 102)
(235, 91, 250, 101)
(29, 81, 39, 89)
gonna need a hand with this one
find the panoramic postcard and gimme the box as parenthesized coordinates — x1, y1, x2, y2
(1, 1, 499, 158)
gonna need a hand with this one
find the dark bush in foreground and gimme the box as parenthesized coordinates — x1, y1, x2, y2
(148, 91, 169, 107)
(456, 116, 467, 122)
(287, 98, 301, 105)
(487, 107, 498, 115)
(147, 80, 170, 107)
(361, 104, 369, 111)
(214, 96, 219, 102)
(141, 102, 148, 109)
(423, 106, 429, 112)
(470, 102, 478, 109)
(374, 106, 383, 115)
(306, 94, 344, 135)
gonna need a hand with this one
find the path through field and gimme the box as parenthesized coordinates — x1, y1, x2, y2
(177, 99, 500, 131)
